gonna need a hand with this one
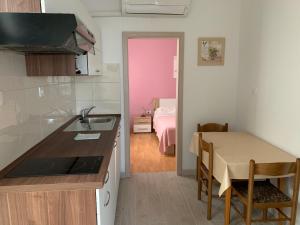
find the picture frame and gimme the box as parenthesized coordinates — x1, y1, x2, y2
(198, 37, 225, 66)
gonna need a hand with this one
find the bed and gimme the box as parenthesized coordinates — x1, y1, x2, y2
(153, 98, 176, 155)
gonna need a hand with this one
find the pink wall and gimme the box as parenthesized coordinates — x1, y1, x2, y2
(128, 38, 177, 127)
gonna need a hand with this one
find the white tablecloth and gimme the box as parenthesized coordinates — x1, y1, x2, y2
(190, 132, 296, 195)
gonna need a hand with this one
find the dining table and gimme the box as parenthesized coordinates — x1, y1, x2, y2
(190, 132, 296, 225)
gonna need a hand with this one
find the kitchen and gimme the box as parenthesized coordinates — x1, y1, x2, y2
(0, 0, 121, 225)
(1, 0, 300, 225)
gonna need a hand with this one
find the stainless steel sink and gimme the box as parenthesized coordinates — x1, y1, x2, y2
(64, 116, 116, 132)
(83, 117, 113, 124)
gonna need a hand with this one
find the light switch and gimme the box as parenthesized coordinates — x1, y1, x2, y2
(38, 87, 45, 98)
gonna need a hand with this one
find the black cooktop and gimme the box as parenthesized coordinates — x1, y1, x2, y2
(5, 156, 103, 178)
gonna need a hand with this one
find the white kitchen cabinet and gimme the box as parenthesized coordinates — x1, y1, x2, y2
(88, 48, 103, 76)
(97, 148, 115, 225)
(115, 127, 121, 192)
(76, 49, 103, 76)
(96, 128, 121, 225)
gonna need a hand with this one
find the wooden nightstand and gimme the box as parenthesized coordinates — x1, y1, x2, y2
(133, 116, 152, 133)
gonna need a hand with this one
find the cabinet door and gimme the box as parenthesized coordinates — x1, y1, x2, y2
(0, 0, 41, 13)
(115, 129, 121, 192)
(25, 54, 75, 76)
(88, 49, 103, 76)
(96, 150, 116, 225)
(96, 188, 112, 225)
(109, 148, 116, 196)
(109, 149, 117, 224)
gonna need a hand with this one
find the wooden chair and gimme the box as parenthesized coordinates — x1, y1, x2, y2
(197, 123, 228, 220)
(196, 123, 228, 180)
(197, 123, 229, 133)
(197, 132, 214, 220)
(231, 159, 300, 225)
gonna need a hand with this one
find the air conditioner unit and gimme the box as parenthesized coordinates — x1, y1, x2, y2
(123, 0, 192, 16)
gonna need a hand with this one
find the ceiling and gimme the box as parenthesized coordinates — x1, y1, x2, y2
(81, 0, 122, 16)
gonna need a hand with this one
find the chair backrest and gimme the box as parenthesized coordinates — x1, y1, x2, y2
(248, 159, 300, 207)
(253, 161, 297, 177)
(197, 123, 229, 132)
(198, 133, 214, 176)
(197, 123, 228, 177)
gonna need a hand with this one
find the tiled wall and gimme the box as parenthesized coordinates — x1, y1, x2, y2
(0, 51, 121, 171)
(75, 63, 121, 114)
(0, 51, 76, 170)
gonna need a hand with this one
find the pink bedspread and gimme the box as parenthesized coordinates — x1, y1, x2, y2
(154, 115, 176, 154)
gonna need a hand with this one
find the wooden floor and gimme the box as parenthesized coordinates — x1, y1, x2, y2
(130, 133, 176, 173)
(115, 172, 276, 225)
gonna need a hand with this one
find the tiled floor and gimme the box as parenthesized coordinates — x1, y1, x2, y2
(115, 172, 251, 225)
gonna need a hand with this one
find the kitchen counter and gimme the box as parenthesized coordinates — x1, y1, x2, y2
(0, 114, 121, 192)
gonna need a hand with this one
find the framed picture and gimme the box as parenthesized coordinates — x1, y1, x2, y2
(198, 37, 225, 66)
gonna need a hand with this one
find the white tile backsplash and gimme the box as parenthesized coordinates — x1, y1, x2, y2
(0, 51, 121, 171)
(93, 101, 121, 114)
(75, 83, 94, 101)
(76, 100, 94, 114)
(0, 51, 76, 170)
(75, 63, 121, 114)
(77, 100, 120, 115)
(93, 83, 120, 101)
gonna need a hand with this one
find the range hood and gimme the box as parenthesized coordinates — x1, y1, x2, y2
(0, 13, 95, 54)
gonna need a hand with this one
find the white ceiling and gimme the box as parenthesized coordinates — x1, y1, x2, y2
(81, 0, 122, 14)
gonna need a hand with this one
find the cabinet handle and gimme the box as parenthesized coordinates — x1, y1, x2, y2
(104, 171, 109, 184)
(104, 191, 110, 207)
(95, 69, 100, 73)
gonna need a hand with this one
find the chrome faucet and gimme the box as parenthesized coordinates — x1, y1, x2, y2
(80, 106, 95, 121)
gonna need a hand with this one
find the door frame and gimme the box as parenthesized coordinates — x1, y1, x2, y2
(122, 32, 184, 177)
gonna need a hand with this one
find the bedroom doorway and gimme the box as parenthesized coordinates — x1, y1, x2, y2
(123, 32, 184, 176)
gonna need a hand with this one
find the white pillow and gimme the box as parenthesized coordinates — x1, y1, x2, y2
(155, 107, 176, 115)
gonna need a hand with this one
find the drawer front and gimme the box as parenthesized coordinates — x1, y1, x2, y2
(134, 117, 151, 124)
(133, 124, 151, 133)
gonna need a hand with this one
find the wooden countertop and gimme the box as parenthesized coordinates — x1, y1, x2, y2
(0, 114, 121, 192)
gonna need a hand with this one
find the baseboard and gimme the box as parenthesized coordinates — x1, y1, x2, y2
(120, 170, 195, 177)
(120, 172, 130, 178)
(182, 169, 196, 177)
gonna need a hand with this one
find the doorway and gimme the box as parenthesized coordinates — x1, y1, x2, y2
(123, 32, 184, 176)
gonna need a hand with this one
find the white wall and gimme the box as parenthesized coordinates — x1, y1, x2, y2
(94, 0, 242, 172)
(237, 0, 300, 159)
(237, 0, 300, 220)
(0, 51, 76, 170)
